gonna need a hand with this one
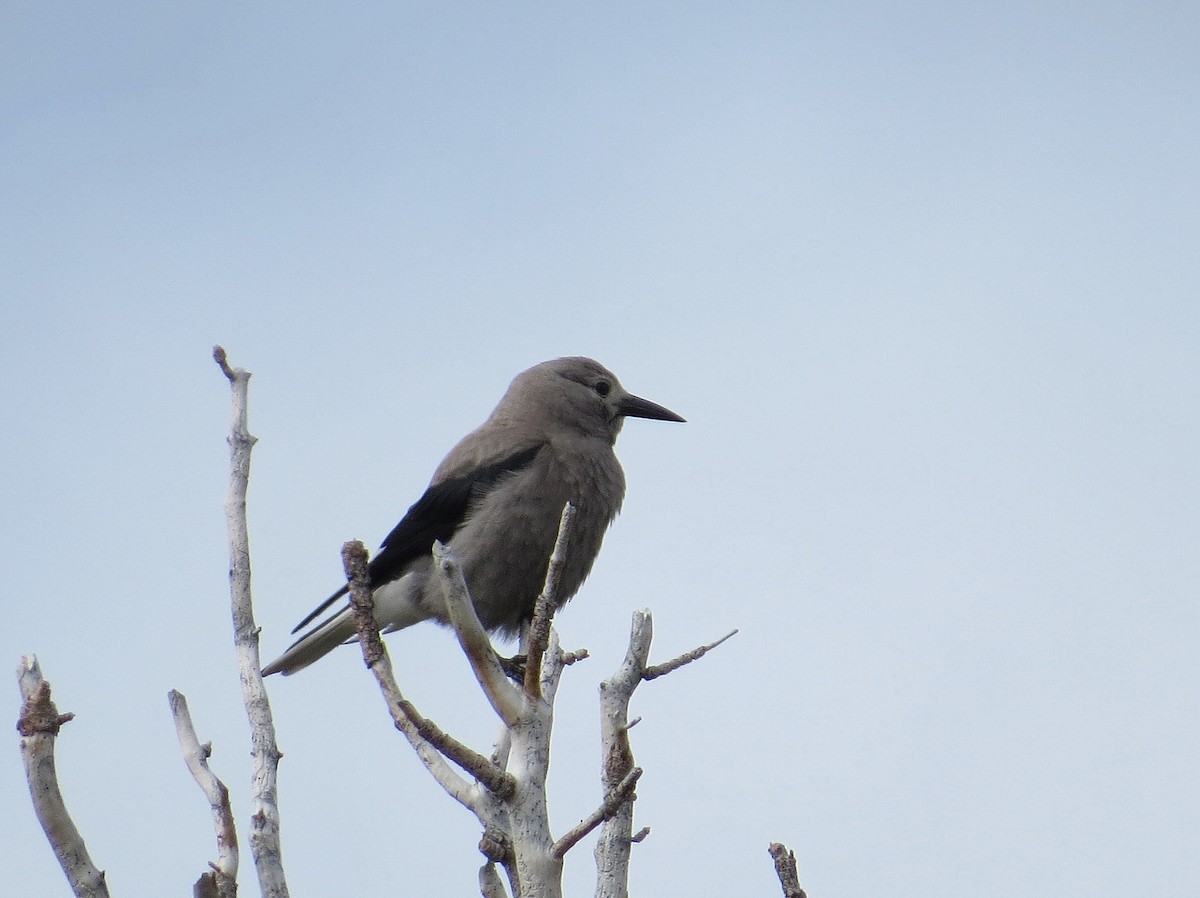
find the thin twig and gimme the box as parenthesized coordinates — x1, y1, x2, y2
(394, 697, 515, 799)
(552, 766, 642, 858)
(16, 655, 110, 898)
(642, 628, 738, 680)
(168, 690, 239, 898)
(523, 503, 575, 697)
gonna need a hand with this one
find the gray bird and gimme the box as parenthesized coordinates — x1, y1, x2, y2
(262, 357, 684, 676)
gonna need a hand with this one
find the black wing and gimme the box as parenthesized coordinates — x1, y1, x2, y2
(290, 444, 544, 633)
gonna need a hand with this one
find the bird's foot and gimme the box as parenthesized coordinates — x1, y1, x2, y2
(498, 653, 527, 682)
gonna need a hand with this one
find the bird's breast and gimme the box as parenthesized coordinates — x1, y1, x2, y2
(442, 441, 625, 636)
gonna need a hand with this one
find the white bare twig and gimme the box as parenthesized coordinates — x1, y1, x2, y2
(553, 766, 642, 859)
(524, 503, 575, 697)
(15, 655, 110, 898)
(642, 628, 738, 680)
(433, 542, 523, 726)
(168, 690, 238, 898)
(213, 345, 289, 898)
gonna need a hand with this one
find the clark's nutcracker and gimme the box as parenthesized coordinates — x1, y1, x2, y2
(262, 357, 684, 676)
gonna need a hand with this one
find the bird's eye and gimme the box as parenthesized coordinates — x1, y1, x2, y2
(593, 380, 611, 397)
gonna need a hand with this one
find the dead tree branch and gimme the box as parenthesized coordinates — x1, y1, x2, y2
(642, 628, 738, 680)
(433, 542, 524, 726)
(213, 345, 289, 898)
(429, 541, 566, 896)
(768, 842, 808, 898)
(168, 690, 238, 898)
(341, 540, 514, 805)
(523, 503, 575, 697)
(595, 612, 737, 898)
(594, 611, 654, 898)
(553, 766, 642, 859)
(15, 655, 110, 898)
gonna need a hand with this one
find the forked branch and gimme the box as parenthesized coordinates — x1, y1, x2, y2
(341, 539, 514, 805)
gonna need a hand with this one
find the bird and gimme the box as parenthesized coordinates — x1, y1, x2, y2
(262, 357, 684, 676)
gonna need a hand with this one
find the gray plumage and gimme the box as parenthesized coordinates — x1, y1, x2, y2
(262, 357, 684, 676)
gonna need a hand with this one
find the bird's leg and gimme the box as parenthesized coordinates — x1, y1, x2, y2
(497, 619, 536, 681)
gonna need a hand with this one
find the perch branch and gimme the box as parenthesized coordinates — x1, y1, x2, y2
(15, 655, 110, 898)
(432, 542, 523, 726)
(213, 345, 289, 898)
(168, 690, 238, 898)
(341, 540, 514, 803)
(523, 503, 575, 697)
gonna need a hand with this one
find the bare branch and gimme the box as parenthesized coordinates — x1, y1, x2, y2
(642, 628, 738, 680)
(168, 690, 238, 898)
(432, 542, 523, 725)
(490, 725, 512, 769)
(768, 842, 808, 898)
(15, 655, 110, 898)
(341, 540, 514, 803)
(592, 616, 734, 893)
(213, 346, 289, 898)
(524, 503, 575, 697)
(553, 766, 642, 859)
(594, 610, 654, 898)
(395, 697, 515, 799)
(471, 583, 566, 894)
(341, 540, 386, 668)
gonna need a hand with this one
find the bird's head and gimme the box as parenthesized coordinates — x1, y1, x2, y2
(509, 357, 685, 444)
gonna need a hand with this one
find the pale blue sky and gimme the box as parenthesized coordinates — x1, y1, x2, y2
(3, 3, 1197, 896)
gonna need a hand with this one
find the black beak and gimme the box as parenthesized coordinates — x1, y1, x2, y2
(619, 393, 686, 423)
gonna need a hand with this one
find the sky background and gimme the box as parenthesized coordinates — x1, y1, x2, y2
(3, 2, 1197, 896)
